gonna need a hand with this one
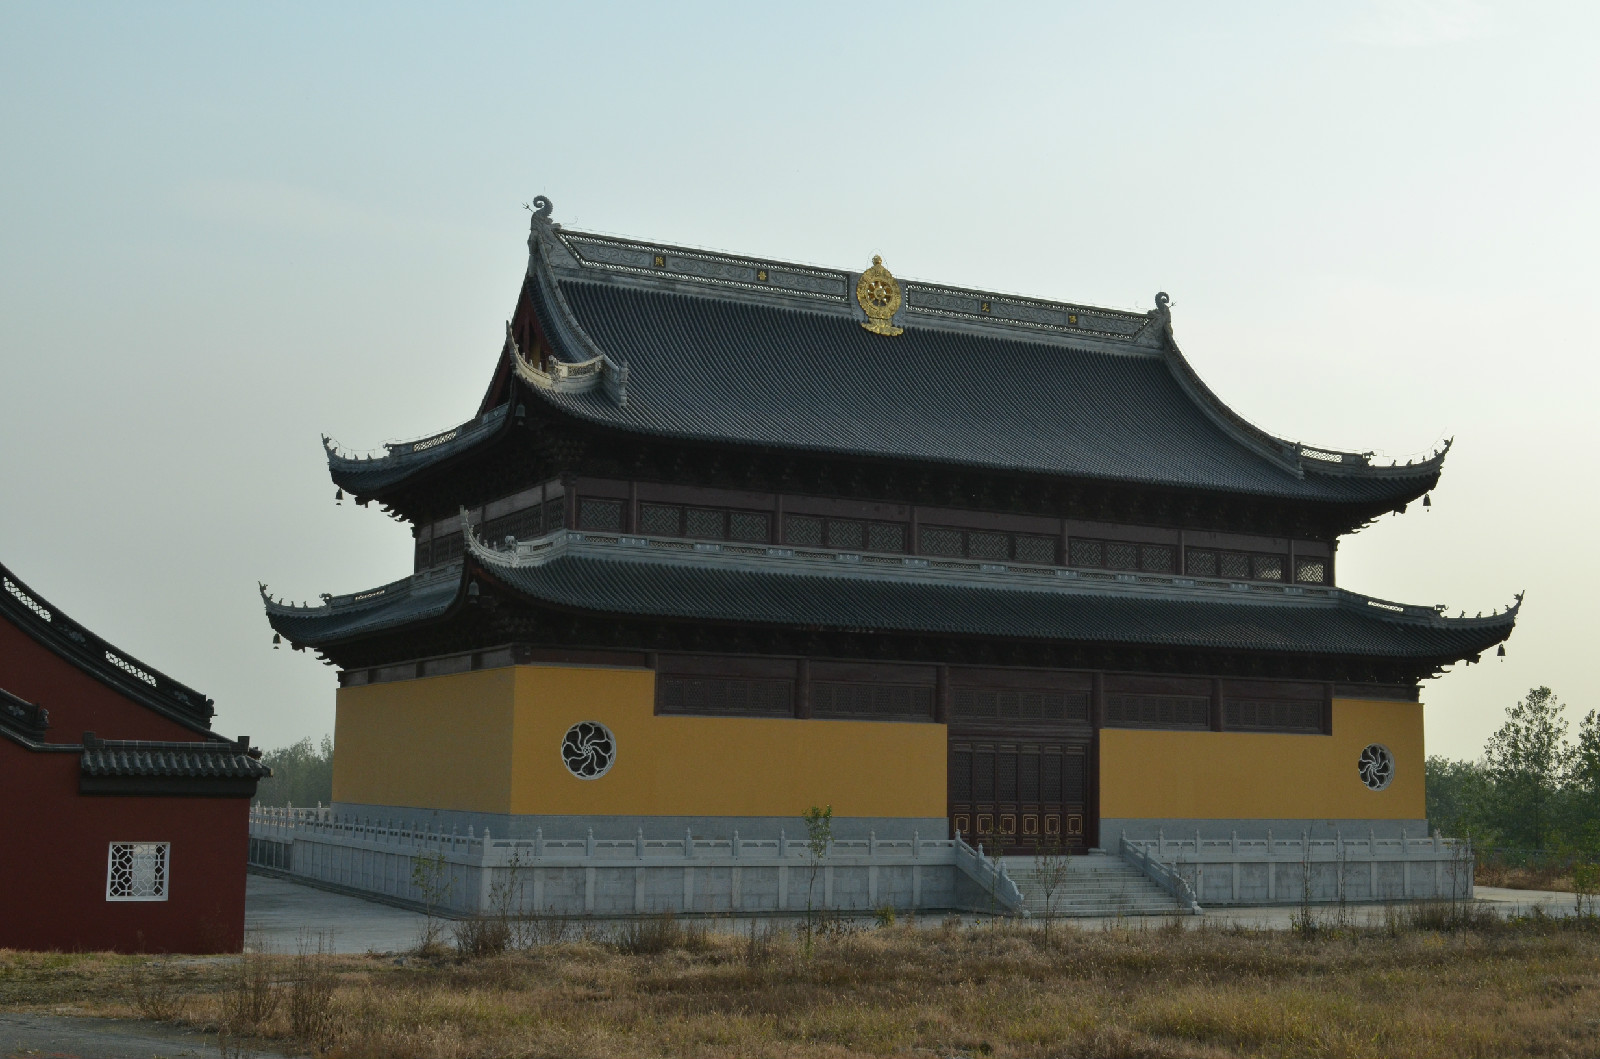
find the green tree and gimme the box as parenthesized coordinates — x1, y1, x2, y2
(1425, 755, 1495, 842)
(1483, 687, 1570, 849)
(254, 735, 334, 807)
(1560, 710, 1600, 850)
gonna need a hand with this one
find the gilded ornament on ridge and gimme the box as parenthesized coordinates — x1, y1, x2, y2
(855, 255, 904, 336)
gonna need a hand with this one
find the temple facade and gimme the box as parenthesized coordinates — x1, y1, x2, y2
(264, 197, 1517, 858)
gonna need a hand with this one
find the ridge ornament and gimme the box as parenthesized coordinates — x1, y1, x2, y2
(856, 255, 904, 336)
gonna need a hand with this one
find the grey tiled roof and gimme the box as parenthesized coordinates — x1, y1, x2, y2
(80, 738, 270, 780)
(533, 279, 1434, 504)
(324, 210, 1445, 506)
(263, 530, 1516, 663)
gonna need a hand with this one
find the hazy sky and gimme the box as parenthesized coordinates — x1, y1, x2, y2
(1, 2, 1594, 758)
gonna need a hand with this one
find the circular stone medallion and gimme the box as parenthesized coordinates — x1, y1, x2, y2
(561, 721, 616, 780)
(1358, 743, 1394, 791)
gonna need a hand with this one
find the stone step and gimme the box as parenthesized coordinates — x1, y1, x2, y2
(1002, 853, 1187, 916)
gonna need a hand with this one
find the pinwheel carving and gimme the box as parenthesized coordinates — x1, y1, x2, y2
(561, 721, 616, 780)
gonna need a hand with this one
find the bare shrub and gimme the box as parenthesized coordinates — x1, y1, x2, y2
(614, 912, 713, 956)
(454, 914, 512, 958)
(125, 957, 187, 1021)
(218, 938, 280, 1034)
(288, 931, 337, 1046)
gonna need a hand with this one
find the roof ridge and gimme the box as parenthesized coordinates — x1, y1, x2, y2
(0, 559, 215, 728)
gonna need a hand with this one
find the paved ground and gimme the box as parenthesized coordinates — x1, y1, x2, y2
(0, 1011, 240, 1058)
(245, 874, 432, 954)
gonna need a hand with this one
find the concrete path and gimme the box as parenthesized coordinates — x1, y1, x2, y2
(0, 1011, 254, 1058)
(245, 873, 432, 954)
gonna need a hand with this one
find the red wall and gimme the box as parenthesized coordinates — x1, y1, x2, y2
(0, 619, 203, 742)
(0, 740, 250, 953)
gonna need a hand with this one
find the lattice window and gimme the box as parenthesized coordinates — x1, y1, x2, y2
(953, 687, 1090, 723)
(812, 681, 934, 720)
(107, 842, 169, 902)
(1068, 539, 1103, 567)
(432, 533, 464, 565)
(968, 531, 1009, 560)
(728, 511, 770, 543)
(1295, 558, 1327, 584)
(1018, 754, 1040, 801)
(577, 499, 622, 531)
(1219, 551, 1251, 579)
(998, 752, 1018, 800)
(639, 504, 682, 536)
(784, 515, 823, 547)
(1106, 542, 1139, 570)
(1103, 693, 1210, 729)
(950, 750, 973, 800)
(657, 676, 791, 715)
(1140, 545, 1175, 573)
(919, 527, 964, 557)
(827, 519, 866, 550)
(1185, 549, 1217, 576)
(1225, 698, 1323, 732)
(1041, 754, 1063, 802)
(1063, 754, 1086, 802)
(685, 508, 725, 540)
(1253, 555, 1284, 581)
(1014, 535, 1056, 565)
(867, 522, 905, 553)
(542, 496, 565, 533)
(974, 751, 996, 799)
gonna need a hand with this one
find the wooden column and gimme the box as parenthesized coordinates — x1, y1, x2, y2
(1090, 671, 1105, 729)
(1210, 677, 1224, 732)
(934, 665, 951, 725)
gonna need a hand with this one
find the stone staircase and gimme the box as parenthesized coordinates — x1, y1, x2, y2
(1003, 852, 1190, 917)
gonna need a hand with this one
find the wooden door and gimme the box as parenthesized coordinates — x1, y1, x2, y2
(948, 739, 1091, 855)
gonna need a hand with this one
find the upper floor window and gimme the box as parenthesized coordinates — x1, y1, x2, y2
(644, 504, 772, 543)
(920, 526, 1057, 564)
(787, 515, 904, 553)
(1068, 538, 1174, 574)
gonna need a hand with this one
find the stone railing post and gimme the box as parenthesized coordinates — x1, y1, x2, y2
(585, 827, 595, 858)
(534, 827, 544, 859)
(685, 828, 695, 859)
(637, 827, 645, 860)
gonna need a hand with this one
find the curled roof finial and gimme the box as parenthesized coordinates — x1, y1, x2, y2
(528, 195, 553, 221)
(1155, 292, 1171, 311)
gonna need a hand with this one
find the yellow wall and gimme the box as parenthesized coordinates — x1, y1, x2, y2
(1099, 697, 1425, 821)
(333, 668, 519, 812)
(333, 665, 947, 820)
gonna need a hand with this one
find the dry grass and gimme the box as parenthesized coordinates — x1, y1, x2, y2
(1476, 860, 1577, 892)
(7, 911, 1600, 1057)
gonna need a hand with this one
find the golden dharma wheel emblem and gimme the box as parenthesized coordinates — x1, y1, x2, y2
(855, 255, 904, 337)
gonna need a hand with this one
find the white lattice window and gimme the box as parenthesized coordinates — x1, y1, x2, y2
(106, 842, 169, 901)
